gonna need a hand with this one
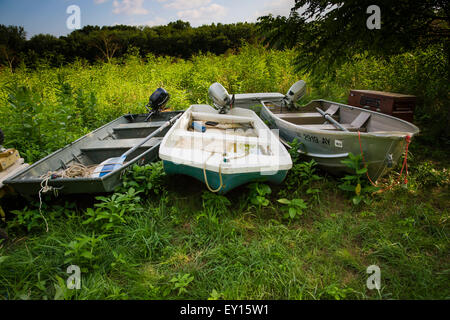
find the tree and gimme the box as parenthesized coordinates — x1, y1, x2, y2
(92, 31, 120, 63)
(0, 25, 26, 70)
(257, 0, 449, 76)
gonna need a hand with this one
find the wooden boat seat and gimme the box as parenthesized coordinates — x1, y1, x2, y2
(81, 137, 161, 152)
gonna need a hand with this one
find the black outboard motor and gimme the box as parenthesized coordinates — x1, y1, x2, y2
(144, 88, 170, 121)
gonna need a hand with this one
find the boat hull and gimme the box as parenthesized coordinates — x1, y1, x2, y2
(163, 160, 288, 194)
(4, 112, 183, 197)
(260, 100, 419, 180)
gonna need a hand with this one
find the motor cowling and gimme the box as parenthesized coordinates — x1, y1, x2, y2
(208, 82, 232, 114)
(144, 88, 170, 121)
(282, 80, 306, 108)
(148, 88, 170, 112)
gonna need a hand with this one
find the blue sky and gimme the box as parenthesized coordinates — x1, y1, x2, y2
(0, 0, 295, 38)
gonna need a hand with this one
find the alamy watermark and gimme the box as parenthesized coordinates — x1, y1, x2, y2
(366, 265, 381, 290)
(66, 265, 81, 290)
(66, 5, 81, 31)
(366, 5, 381, 30)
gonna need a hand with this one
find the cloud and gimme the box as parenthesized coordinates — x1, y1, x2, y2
(164, 0, 211, 10)
(141, 17, 167, 26)
(112, 0, 149, 15)
(176, 3, 227, 24)
(253, 0, 296, 21)
(94, 0, 109, 4)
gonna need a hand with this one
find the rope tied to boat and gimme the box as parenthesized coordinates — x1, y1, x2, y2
(203, 152, 224, 193)
(37, 163, 97, 232)
(358, 131, 411, 192)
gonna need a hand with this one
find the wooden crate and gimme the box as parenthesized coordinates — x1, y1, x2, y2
(348, 90, 416, 123)
(0, 149, 20, 171)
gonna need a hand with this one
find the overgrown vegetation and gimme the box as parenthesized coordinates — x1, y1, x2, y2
(0, 43, 448, 300)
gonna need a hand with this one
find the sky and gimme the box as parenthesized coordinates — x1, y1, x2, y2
(0, 0, 296, 38)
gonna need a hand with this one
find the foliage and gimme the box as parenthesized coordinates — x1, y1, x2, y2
(119, 162, 167, 196)
(0, 44, 449, 301)
(258, 0, 449, 75)
(287, 138, 303, 163)
(0, 21, 257, 69)
(338, 153, 379, 205)
(409, 161, 449, 188)
(201, 191, 231, 215)
(281, 159, 322, 202)
(83, 188, 143, 233)
(63, 233, 107, 270)
(247, 183, 272, 209)
(277, 198, 308, 219)
(169, 273, 195, 296)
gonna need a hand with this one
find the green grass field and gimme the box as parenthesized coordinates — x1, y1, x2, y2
(0, 45, 449, 300)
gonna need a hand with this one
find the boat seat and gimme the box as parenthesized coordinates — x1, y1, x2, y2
(323, 104, 340, 116)
(81, 137, 161, 152)
(350, 112, 371, 129)
(112, 121, 167, 131)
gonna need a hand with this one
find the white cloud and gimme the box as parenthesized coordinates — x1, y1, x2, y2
(176, 3, 227, 24)
(252, 0, 296, 21)
(142, 17, 167, 26)
(112, 0, 149, 15)
(164, 0, 211, 10)
(94, 0, 109, 4)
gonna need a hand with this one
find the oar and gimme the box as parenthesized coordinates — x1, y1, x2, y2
(92, 112, 182, 177)
(316, 107, 349, 132)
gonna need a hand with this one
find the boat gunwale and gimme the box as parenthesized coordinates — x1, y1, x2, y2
(261, 99, 420, 138)
(159, 105, 293, 174)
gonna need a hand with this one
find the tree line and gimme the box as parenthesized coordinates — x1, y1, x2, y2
(0, 21, 257, 69)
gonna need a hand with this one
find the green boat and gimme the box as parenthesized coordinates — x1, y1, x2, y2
(4, 111, 182, 197)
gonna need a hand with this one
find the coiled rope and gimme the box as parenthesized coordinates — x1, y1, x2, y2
(38, 163, 97, 232)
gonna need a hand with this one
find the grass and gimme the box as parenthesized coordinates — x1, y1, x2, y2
(0, 153, 448, 300)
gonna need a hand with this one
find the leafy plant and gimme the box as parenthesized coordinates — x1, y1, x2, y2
(338, 153, 379, 205)
(8, 207, 44, 232)
(277, 198, 308, 219)
(83, 188, 143, 233)
(201, 191, 231, 215)
(169, 273, 194, 296)
(281, 159, 322, 201)
(247, 183, 272, 209)
(321, 285, 356, 300)
(119, 162, 167, 196)
(63, 233, 107, 270)
(208, 289, 225, 300)
(410, 161, 449, 188)
(287, 138, 303, 163)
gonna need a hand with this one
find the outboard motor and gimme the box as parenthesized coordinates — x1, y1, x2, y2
(208, 82, 234, 114)
(282, 80, 306, 109)
(144, 88, 170, 121)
